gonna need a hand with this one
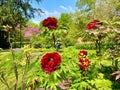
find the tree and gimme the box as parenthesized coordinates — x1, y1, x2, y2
(75, 0, 120, 42)
(58, 13, 78, 46)
(76, 0, 120, 20)
(42, 17, 58, 47)
(58, 13, 72, 30)
(0, 0, 43, 48)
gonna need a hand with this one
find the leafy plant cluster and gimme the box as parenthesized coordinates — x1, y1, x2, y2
(0, 46, 120, 90)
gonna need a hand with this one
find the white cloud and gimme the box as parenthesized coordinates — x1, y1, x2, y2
(40, 9, 60, 17)
(31, 9, 61, 24)
(44, 10, 60, 16)
(59, 5, 74, 12)
(60, 5, 67, 10)
(40, 9, 61, 20)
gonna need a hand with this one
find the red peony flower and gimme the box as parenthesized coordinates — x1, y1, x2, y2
(79, 58, 90, 71)
(78, 50, 88, 58)
(86, 19, 102, 30)
(41, 52, 61, 73)
(42, 17, 58, 29)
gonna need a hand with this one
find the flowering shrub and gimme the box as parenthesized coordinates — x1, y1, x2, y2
(41, 52, 61, 73)
(86, 19, 102, 30)
(42, 17, 58, 29)
(78, 50, 90, 71)
(86, 20, 104, 55)
(24, 26, 40, 39)
(78, 50, 88, 58)
(79, 58, 90, 70)
(42, 17, 58, 47)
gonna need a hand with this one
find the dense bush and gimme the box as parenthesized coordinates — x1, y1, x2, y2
(75, 42, 96, 50)
(75, 42, 117, 50)
(102, 42, 116, 50)
(32, 34, 53, 48)
(62, 38, 76, 47)
(12, 42, 30, 48)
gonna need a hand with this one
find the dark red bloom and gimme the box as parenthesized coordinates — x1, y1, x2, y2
(79, 58, 90, 71)
(78, 50, 88, 58)
(41, 52, 61, 73)
(42, 17, 58, 29)
(86, 19, 102, 30)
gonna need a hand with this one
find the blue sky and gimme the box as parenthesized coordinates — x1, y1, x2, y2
(31, 0, 77, 24)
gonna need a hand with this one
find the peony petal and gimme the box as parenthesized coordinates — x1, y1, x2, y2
(41, 52, 61, 73)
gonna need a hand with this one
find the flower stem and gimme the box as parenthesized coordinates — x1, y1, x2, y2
(8, 31, 18, 90)
(52, 32, 56, 48)
(21, 53, 30, 89)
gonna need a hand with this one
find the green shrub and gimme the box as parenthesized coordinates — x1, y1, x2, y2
(12, 42, 30, 48)
(75, 42, 117, 50)
(62, 38, 76, 47)
(75, 42, 96, 50)
(102, 42, 116, 50)
(32, 36, 53, 48)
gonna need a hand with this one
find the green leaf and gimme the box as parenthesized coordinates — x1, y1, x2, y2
(113, 21, 120, 25)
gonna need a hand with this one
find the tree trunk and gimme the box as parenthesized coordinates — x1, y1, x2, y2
(20, 24, 22, 48)
(95, 39, 101, 56)
(115, 59, 118, 70)
(52, 33, 56, 48)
